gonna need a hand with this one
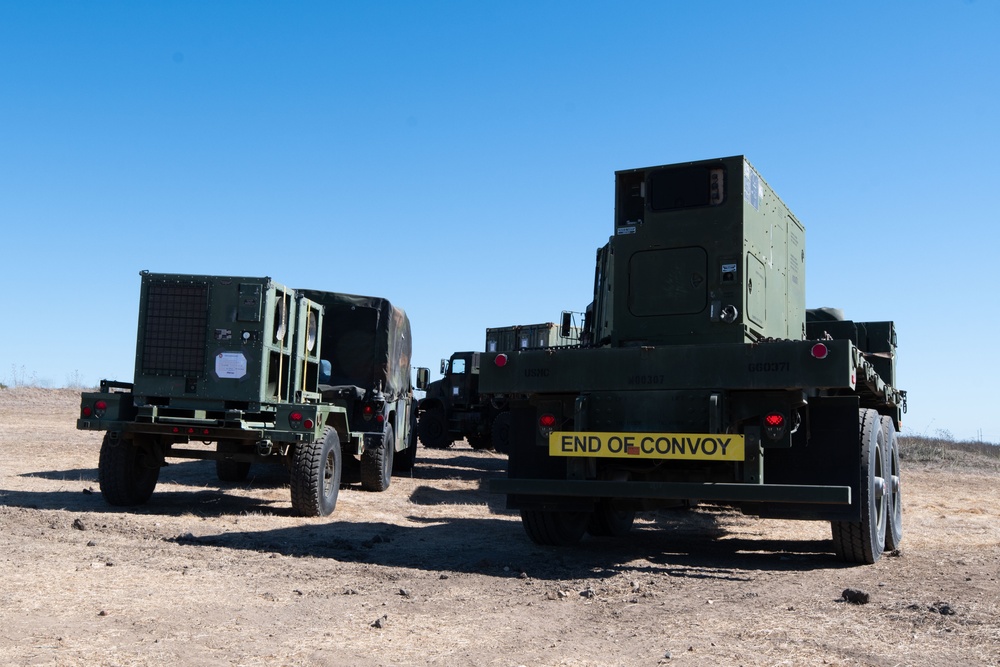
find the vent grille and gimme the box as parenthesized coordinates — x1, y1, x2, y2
(140, 281, 209, 376)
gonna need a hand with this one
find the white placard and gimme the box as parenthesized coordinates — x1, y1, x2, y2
(216, 352, 248, 379)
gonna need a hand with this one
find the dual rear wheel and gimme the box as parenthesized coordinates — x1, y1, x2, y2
(520, 500, 635, 546)
(831, 408, 903, 564)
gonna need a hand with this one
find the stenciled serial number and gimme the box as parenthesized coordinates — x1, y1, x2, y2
(747, 361, 790, 373)
(627, 374, 665, 385)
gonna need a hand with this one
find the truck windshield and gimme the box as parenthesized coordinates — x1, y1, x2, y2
(452, 358, 466, 374)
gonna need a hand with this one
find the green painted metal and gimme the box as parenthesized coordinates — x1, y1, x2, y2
(488, 478, 851, 505)
(602, 156, 806, 348)
(482, 339, 857, 395)
(132, 272, 319, 407)
(479, 156, 906, 524)
(79, 272, 420, 459)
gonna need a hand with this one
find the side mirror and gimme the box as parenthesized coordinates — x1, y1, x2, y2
(440, 359, 448, 375)
(415, 367, 429, 391)
(560, 311, 573, 338)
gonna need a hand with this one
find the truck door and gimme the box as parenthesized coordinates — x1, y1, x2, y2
(449, 355, 471, 407)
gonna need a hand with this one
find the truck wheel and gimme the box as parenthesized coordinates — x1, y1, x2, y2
(520, 509, 589, 546)
(831, 409, 888, 564)
(98, 433, 160, 506)
(361, 424, 394, 492)
(392, 424, 418, 474)
(418, 408, 453, 449)
(215, 440, 251, 482)
(881, 415, 903, 551)
(491, 411, 511, 454)
(468, 433, 492, 450)
(587, 501, 635, 537)
(290, 426, 342, 517)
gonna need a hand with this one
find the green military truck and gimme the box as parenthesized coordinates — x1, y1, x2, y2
(418, 323, 579, 452)
(480, 156, 906, 564)
(78, 272, 426, 517)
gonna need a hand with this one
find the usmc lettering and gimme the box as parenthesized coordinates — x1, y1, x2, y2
(627, 374, 665, 386)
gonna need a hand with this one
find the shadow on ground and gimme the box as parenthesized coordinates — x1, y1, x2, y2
(4, 449, 845, 578)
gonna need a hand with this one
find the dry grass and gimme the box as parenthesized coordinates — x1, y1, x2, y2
(900, 434, 1000, 471)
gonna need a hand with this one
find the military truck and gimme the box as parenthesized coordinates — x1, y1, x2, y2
(77, 272, 426, 517)
(418, 323, 579, 452)
(480, 156, 906, 564)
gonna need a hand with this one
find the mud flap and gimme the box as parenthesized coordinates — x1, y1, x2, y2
(362, 431, 386, 453)
(505, 403, 594, 513)
(754, 395, 861, 521)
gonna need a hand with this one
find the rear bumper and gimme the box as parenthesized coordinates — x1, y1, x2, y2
(489, 477, 851, 505)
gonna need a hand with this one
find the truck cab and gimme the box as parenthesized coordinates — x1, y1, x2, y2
(417, 351, 493, 450)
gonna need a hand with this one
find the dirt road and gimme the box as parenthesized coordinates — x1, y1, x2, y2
(1, 387, 998, 666)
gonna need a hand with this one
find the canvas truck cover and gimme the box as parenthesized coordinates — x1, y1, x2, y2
(297, 290, 412, 400)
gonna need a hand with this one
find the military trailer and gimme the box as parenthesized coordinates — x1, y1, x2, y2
(418, 323, 579, 452)
(485, 322, 580, 355)
(77, 272, 426, 517)
(480, 156, 906, 564)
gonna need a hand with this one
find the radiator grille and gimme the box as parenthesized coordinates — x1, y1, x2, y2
(140, 282, 209, 376)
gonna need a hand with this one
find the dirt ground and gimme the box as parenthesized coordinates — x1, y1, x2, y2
(1, 387, 998, 667)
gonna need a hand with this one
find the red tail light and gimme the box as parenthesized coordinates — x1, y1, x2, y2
(763, 412, 788, 440)
(538, 413, 557, 437)
(811, 343, 829, 359)
(85, 399, 108, 419)
(764, 413, 785, 428)
(494, 354, 508, 368)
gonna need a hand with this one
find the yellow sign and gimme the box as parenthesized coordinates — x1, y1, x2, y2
(549, 431, 745, 461)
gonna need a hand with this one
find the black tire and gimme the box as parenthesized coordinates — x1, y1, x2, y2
(831, 409, 888, 564)
(418, 408, 453, 449)
(520, 509, 590, 546)
(392, 422, 418, 473)
(468, 433, 492, 450)
(361, 424, 394, 492)
(587, 501, 636, 537)
(215, 439, 251, 482)
(881, 415, 903, 551)
(491, 410, 511, 455)
(290, 426, 342, 517)
(98, 433, 160, 506)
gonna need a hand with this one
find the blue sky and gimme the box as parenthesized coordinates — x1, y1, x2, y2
(2, 1, 997, 442)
